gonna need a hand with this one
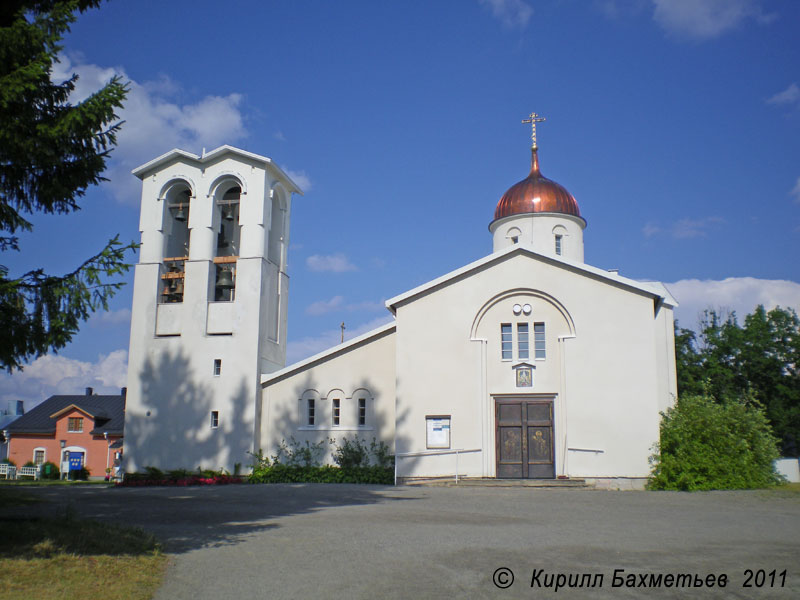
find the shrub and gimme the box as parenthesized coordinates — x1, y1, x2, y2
(1, 458, 15, 466)
(23, 461, 36, 467)
(332, 437, 370, 468)
(248, 464, 393, 485)
(40, 461, 60, 480)
(273, 437, 329, 467)
(649, 393, 784, 491)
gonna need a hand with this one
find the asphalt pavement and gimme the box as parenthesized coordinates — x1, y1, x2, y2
(12, 483, 800, 599)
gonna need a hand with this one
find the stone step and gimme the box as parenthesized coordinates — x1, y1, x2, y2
(401, 477, 590, 488)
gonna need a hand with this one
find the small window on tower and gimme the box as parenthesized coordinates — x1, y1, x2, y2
(213, 359, 222, 376)
(332, 398, 340, 426)
(555, 234, 563, 256)
(210, 411, 219, 429)
(308, 399, 315, 426)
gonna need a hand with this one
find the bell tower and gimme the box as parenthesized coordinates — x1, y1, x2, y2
(124, 146, 303, 473)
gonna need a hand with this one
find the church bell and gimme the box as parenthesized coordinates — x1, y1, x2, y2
(223, 205, 235, 221)
(174, 205, 187, 222)
(216, 268, 234, 289)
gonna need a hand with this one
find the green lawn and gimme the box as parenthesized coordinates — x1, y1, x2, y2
(0, 490, 167, 600)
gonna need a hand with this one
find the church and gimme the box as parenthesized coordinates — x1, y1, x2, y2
(123, 116, 678, 489)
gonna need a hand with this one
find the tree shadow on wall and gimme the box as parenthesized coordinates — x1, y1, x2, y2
(128, 347, 252, 471)
(263, 372, 419, 473)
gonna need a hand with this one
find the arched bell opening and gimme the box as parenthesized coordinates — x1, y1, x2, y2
(161, 184, 192, 303)
(213, 184, 241, 302)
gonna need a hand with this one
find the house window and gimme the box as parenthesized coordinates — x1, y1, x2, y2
(213, 359, 222, 376)
(308, 398, 315, 426)
(68, 417, 83, 433)
(555, 234, 563, 255)
(501, 323, 512, 360)
(517, 323, 529, 360)
(358, 398, 366, 426)
(534, 323, 546, 359)
(210, 411, 219, 428)
(332, 398, 340, 426)
(34, 449, 45, 465)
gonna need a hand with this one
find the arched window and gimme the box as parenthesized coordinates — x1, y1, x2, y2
(161, 184, 192, 303)
(214, 185, 241, 301)
(552, 225, 567, 256)
(506, 227, 522, 245)
(268, 191, 285, 266)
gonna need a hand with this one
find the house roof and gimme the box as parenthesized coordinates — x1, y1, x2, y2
(385, 244, 678, 313)
(4, 395, 125, 436)
(131, 145, 305, 195)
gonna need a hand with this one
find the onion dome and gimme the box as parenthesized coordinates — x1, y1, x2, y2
(493, 148, 582, 221)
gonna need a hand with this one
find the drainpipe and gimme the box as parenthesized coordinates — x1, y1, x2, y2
(104, 431, 110, 478)
(558, 334, 576, 478)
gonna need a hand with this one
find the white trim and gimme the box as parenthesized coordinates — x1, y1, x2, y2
(132, 145, 304, 195)
(32, 446, 46, 465)
(386, 245, 678, 313)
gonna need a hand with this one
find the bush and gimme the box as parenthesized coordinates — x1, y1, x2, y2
(332, 437, 370, 468)
(1, 458, 15, 466)
(649, 393, 784, 491)
(248, 464, 393, 485)
(40, 461, 60, 480)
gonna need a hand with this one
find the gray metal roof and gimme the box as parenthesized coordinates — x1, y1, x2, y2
(4, 395, 125, 436)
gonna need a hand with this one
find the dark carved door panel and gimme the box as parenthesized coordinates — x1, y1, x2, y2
(495, 399, 554, 479)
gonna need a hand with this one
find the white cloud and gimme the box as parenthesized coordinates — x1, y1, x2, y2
(665, 277, 800, 329)
(52, 55, 248, 205)
(286, 316, 395, 364)
(306, 295, 385, 316)
(274, 131, 287, 141)
(282, 167, 312, 192)
(479, 0, 533, 29)
(306, 295, 345, 316)
(767, 82, 800, 106)
(91, 308, 132, 327)
(651, 0, 775, 40)
(791, 177, 800, 204)
(0, 350, 128, 412)
(306, 253, 357, 273)
(644, 216, 724, 239)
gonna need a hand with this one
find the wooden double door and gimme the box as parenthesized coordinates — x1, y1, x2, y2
(495, 398, 555, 479)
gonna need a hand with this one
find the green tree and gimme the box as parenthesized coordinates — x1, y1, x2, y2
(649, 392, 783, 491)
(674, 306, 800, 456)
(0, 0, 134, 371)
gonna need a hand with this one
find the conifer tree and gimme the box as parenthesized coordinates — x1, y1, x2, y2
(0, 0, 134, 371)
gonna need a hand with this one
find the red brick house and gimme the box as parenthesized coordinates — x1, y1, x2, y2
(4, 388, 125, 479)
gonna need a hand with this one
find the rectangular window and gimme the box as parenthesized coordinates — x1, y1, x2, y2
(34, 450, 45, 465)
(555, 234, 563, 256)
(332, 398, 340, 426)
(534, 323, 546, 359)
(358, 398, 366, 426)
(67, 417, 83, 433)
(213, 359, 222, 376)
(501, 323, 512, 360)
(210, 410, 219, 428)
(308, 399, 315, 426)
(517, 323, 529, 360)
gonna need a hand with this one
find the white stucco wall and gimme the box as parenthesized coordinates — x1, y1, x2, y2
(260, 325, 397, 465)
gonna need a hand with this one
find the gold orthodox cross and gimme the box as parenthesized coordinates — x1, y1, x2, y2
(522, 112, 546, 149)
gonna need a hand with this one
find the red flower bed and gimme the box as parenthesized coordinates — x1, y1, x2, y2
(117, 475, 243, 487)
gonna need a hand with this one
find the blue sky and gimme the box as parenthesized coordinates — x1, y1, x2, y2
(2, 0, 799, 410)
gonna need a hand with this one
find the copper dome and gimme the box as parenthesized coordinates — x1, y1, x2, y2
(493, 149, 582, 221)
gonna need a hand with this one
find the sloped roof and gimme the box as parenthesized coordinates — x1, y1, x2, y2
(131, 145, 304, 195)
(5, 395, 125, 436)
(386, 245, 678, 313)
